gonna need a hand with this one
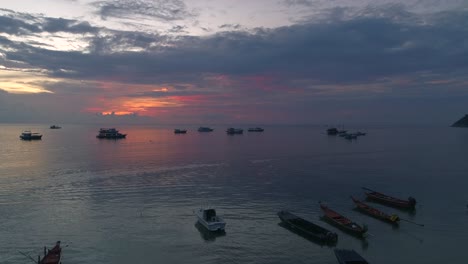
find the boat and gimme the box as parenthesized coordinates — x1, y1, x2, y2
(277, 210, 338, 244)
(49, 125, 61, 129)
(96, 128, 126, 139)
(334, 249, 369, 264)
(20, 131, 42, 140)
(195, 208, 226, 232)
(248, 127, 264, 132)
(355, 131, 367, 136)
(320, 203, 367, 238)
(174, 129, 187, 134)
(345, 133, 358, 140)
(327, 128, 338, 135)
(198, 127, 214, 132)
(38, 241, 62, 264)
(363, 187, 416, 210)
(351, 196, 399, 225)
(226, 128, 243, 134)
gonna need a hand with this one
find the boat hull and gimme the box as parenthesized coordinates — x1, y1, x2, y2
(39, 241, 61, 264)
(196, 209, 226, 232)
(334, 249, 369, 264)
(20, 135, 42, 140)
(320, 204, 367, 238)
(96, 134, 126, 139)
(365, 191, 416, 210)
(352, 197, 399, 226)
(278, 211, 337, 244)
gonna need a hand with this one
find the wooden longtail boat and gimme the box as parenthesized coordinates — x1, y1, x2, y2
(320, 203, 367, 238)
(351, 196, 400, 226)
(334, 249, 369, 264)
(363, 187, 416, 210)
(38, 241, 62, 264)
(278, 210, 338, 244)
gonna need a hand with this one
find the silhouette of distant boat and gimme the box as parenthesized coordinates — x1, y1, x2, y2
(96, 128, 126, 139)
(248, 127, 264, 132)
(174, 129, 187, 134)
(50, 125, 61, 129)
(226, 128, 243, 134)
(20, 131, 42, 140)
(327, 128, 338, 135)
(198, 127, 214, 132)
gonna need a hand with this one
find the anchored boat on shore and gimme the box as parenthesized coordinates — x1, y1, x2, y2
(320, 203, 367, 238)
(278, 210, 338, 244)
(351, 196, 399, 226)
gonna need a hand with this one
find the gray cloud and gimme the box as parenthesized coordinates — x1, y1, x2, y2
(91, 0, 195, 21)
(0, 9, 100, 35)
(1, 5, 468, 125)
(1, 6, 467, 90)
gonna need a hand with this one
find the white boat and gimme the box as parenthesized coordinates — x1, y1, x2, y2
(20, 131, 42, 140)
(96, 128, 126, 139)
(195, 208, 226, 232)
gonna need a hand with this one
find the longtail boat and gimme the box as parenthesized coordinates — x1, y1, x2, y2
(363, 187, 416, 210)
(278, 210, 338, 244)
(334, 249, 369, 264)
(319, 203, 367, 238)
(351, 196, 400, 226)
(38, 241, 61, 264)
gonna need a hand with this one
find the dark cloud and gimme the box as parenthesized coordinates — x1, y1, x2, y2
(0, 9, 100, 35)
(91, 0, 195, 21)
(2, 6, 467, 89)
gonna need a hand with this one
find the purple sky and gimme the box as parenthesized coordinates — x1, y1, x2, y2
(0, 0, 467, 125)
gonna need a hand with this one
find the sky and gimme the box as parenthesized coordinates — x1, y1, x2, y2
(0, 0, 467, 125)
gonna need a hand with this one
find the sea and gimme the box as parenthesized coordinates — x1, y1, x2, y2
(0, 124, 467, 264)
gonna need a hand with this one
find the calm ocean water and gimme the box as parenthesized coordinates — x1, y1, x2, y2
(0, 124, 467, 263)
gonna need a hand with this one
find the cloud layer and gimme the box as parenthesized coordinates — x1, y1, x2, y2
(0, 2, 467, 124)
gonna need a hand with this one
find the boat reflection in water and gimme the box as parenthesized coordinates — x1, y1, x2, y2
(194, 222, 226, 242)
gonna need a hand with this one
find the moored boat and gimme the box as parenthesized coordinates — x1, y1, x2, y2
(345, 133, 358, 140)
(226, 128, 243, 134)
(195, 208, 226, 232)
(320, 203, 367, 238)
(351, 196, 399, 225)
(278, 210, 338, 244)
(49, 125, 61, 129)
(174, 129, 187, 134)
(198, 127, 214, 132)
(248, 127, 264, 132)
(38, 241, 61, 264)
(327, 128, 338, 135)
(334, 249, 369, 264)
(20, 131, 42, 140)
(363, 187, 416, 210)
(96, 128, 126, 139)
